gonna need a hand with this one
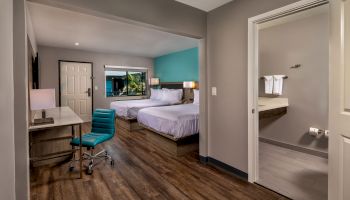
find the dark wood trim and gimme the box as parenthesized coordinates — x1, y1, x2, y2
(160, 81, 199, 88)
(160, 81, 199, 84)
(58, 60, 94, 114)
(200, 156, 248, 180)
(159, 82, 183, 89)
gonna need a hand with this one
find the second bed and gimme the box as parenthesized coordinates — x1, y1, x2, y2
(137, 103, 199, 140)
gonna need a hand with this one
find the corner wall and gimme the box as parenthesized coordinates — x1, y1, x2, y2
(207, 0, 299, 172)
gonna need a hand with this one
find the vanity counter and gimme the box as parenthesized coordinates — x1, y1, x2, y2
(258, 97, 289, 112)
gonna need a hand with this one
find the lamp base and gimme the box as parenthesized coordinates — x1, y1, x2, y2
(32, 117, 54, 126)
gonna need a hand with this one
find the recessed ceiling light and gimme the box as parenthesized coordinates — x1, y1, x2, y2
(74, 42, 79, 46)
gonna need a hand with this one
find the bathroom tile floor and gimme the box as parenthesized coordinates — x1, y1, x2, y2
(258, 141, 328, 200)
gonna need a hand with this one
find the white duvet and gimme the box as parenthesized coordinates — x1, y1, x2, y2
(137, 104, 199, 139)
(110, 99, 172, 119)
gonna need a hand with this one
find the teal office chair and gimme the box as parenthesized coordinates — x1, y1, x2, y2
(70, 109, 116, 175)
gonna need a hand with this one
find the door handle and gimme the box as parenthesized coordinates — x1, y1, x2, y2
(86, 88, 91, 97)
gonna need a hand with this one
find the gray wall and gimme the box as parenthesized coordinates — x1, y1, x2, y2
(29, 0, 206, 38)
(0, 0, 16, 199)
(207, 0, 299, 172)
(259, 13, 329, 153)
(38, 45, 154, 109)
(14, 0, 30, 199)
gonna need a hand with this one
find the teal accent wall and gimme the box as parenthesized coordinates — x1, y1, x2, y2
(154, 47, 198, 82)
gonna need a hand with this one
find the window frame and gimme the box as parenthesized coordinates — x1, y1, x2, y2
(104, 65, 149, 98)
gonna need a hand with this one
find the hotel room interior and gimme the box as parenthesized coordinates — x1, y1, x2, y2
(2, 0, 350, 199)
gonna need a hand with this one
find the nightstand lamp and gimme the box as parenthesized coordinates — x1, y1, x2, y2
(30, 89, 56, 125)
(183, 81, 196, 89)
(183, 81, 196, 103)
(150, 78, 160, 89)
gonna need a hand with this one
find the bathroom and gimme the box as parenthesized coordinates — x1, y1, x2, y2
(257, 4, 329, 200)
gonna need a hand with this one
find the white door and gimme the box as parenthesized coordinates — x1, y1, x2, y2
(60, 61, 92, 122)
(329, 0, 350, 199)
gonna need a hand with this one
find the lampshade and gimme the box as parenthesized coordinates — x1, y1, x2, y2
(150, 78, 160, 85)
(30, 89, 56, 110)
(183, 81, 196, 89)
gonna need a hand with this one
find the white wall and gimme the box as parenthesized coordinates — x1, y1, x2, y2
(0, 0, 16, 199)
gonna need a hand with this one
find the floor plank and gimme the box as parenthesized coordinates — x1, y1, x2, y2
(258, 141, 328, 200)
(30, 124, 286, 200)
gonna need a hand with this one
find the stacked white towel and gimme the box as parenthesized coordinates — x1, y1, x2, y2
(264, 76, 273, 94)
(263, 75, 285, 95)
(273, 75, 285, 95)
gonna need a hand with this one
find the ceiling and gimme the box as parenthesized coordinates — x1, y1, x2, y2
(27, 2, 198, 58)
(174, 0, 233, 12)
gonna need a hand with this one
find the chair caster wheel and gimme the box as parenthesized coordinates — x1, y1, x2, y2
(110, 160, 115, 166)
(69, 166, 74, 172)
(86, 164, 93, 175)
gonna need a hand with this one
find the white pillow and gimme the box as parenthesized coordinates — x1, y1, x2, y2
(193, 89, 199, 104)
(160, 89, 183, 104)
(150, 89, 162, 100)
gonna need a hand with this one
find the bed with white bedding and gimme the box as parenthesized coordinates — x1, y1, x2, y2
(110, 99, 172, 119)
(110, 88, 183, 119)
(137, 103, 199, 139)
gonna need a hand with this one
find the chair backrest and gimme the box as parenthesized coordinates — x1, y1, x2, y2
(91, 109, 115, 135)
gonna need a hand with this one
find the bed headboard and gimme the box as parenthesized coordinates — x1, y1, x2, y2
(159, 82, 199, 103)
(159, 82, 183, 89)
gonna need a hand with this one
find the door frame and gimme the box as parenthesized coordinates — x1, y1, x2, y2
(247, 0, 329, 183)
(58, 60, 94, 114)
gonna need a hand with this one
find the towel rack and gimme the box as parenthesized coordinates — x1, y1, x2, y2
(260, 76, 288, 80)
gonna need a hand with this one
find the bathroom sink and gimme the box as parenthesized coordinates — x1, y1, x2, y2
(258, 97, 289, 112)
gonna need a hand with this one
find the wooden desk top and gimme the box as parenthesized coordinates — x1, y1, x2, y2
(29, 107, 83, 132)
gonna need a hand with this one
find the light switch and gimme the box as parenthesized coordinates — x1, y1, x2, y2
(94, 86, 98, 90)
(211, 87, 217, 96)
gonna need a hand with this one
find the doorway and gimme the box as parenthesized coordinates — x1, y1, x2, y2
(247, 0, 329, 199)
(59, 61, 93, 122)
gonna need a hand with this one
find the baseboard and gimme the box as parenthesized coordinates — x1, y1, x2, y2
(199, 156, 248, 180)
(259, 137, 328, 158)
(199, 156, 208, 163)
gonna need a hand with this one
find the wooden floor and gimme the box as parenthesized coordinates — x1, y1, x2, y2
(30, 123, 287, 200)
(259, 141, 328, 200)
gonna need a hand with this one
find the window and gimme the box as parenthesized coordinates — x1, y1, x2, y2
(105, 68, 147, 97)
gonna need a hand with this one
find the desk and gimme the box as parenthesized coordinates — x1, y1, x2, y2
(29, 107, 84, 178)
